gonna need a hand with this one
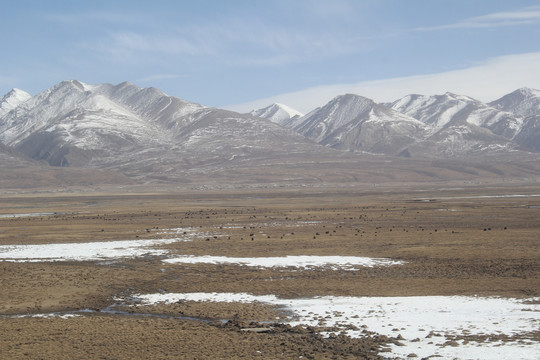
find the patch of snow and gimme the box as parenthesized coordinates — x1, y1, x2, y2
(163, 255, 403, 269)
(435, 101, 468, 129)
(12, 313, 82, 319)
(132, 292, 280, 305)
(0, 212, 57, 218)
(250, 103, 304, 124)
(417, 194, 540, 201)
(133, 292, 540, 360)
(0, 228, 196, 262)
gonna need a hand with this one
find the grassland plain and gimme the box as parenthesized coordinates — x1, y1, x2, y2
(0, 184, 539, 359)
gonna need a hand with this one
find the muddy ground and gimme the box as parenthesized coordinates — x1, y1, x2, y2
(0, 184, 539, 359)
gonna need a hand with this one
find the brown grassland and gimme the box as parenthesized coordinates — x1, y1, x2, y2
(0, 183, 539, 359)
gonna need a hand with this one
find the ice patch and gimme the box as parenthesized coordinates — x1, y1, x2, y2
(132, 292, 540, 360)
(163, 255, 403, 269)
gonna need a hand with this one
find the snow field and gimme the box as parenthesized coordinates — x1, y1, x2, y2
(132, 292, 540, 360)
(163, 255, 403, 269)
(0, 227, 197, 262)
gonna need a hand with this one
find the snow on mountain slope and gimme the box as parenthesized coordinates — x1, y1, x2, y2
(0, 80, 324, 176)
(0, 88, 31, 118)
(489, 87, 540, 118)
(0, 80, 540, 186)
(249, 103, 303, 125)
(390, 92, 522, 139)
(0, 81, 177, 167)
(388, 92, 522, 157)
(286, 94, 426, 155)
(513, 115, 540, 152)
(0, 81, 211, 145)
(1, 81, 540, 185)
(91, 81, 207, 129)
(402, 123, 516, 158)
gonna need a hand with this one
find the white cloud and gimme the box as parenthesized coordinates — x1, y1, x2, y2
(226, 52, 540, 113)
(96, 31, 209, 59)
(414, 6, 540, 31)
(85, 13, 369, 68)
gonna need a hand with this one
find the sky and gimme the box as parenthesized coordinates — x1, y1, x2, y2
(2, 0, 540, 113)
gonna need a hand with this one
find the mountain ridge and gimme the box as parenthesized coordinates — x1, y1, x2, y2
(0, 80, 328, 180)
(283, 94, 426, 155)
(250, 88, 540, 157)
(249, 103, 303, 125)
(1, 81, 540, 188)
(0, 88, 32, 118)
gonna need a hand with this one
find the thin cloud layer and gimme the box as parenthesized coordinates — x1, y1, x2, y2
(1, 1, 539, 107)
(228, 52, 540, 113)
(414, 6, 540, 31)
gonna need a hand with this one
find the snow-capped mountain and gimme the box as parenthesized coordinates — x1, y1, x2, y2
(258, 91, 535, 157)
(282, 94, 426, 155)
(1, 81, 540, 187)
(0, 80, 324, 180)
(249, 103, 303, 125)
(390, 92, 522, 140)
(384, 92, 527, 157)
(489, 87, 540, 118)
(0, 88, 31, 118)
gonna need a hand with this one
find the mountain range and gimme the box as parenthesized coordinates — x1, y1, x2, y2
(1, 80, 540, 188)
(253, 90, 539, 158)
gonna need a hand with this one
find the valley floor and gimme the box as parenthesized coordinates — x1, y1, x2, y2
(0, 184, 539, 359)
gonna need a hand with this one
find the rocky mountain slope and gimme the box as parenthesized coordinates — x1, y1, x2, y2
(0, 80, 325, 182)
(389, 92, 522, 139)
(489, 87, 540, 118)
(0, 142, 131, 189)
(284, 94, 426, 155)
(251, 89, 540, 158)
(513, 115, 540, 152)
(387, 92, 521, 157)
(1, 81, 540, 188)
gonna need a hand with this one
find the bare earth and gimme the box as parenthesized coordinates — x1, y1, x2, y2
(0, 184, 539, 359)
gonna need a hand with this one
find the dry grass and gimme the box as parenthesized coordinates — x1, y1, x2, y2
(0, 184, 539, 358)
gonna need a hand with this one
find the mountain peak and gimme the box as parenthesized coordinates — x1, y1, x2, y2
(489, 87, 540, 117)
(515, 87, 540, 96)
(249, 102, 303, 125)
(332, 93, 374, 104)
(7, 88, 30, 96)
(0, 88, 32, 117)
(0, 79, 323, 175)
(286, 92, 425, 154)
(441, 92, 478, 103)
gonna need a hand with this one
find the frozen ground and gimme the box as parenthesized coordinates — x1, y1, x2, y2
(131, 292, 540, 360)
(1, 224, 537, 359)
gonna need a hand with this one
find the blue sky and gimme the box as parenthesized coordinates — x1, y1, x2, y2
(2, 0, 540, 112)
